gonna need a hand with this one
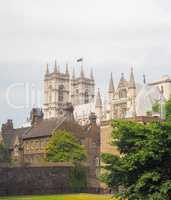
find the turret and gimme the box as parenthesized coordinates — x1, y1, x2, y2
(54, 60, 57, 73)
(129, 67, 136, 89)
(128, 68, 136, 117)
(108, 72, 115, 93)
(108, 72, 114, 104)
(65, 63, 69, 76)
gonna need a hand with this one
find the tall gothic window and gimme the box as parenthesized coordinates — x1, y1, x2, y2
(58, 85, 64, 102)
(119, 89, 127, 98)
(85, 90, 89, 103)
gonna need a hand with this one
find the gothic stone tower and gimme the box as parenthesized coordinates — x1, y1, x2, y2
(107, 68, 136, 119)
(43, 61, 95, 119)
(71, 65, 95, 106)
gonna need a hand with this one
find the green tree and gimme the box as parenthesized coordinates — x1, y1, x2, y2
(165, 98, 171, 120)
(46, 130, 86, 163)
(101, 120, 171, 200)
(46, 130, 87, 192)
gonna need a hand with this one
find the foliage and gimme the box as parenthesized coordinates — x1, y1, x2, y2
(0, 143, 10, 162)
(152, 102, 160, 113)
(152, 97, 171, 121)
(69, 163, 87, 192)
(46, 130, 86, 163)
(101, 120, 171, 200)
(165, 98, 171, 121)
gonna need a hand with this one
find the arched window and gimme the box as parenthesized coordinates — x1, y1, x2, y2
(119, 89, 127, 98)
(58, 85, 64, 101)
(85, 90, 89, 103)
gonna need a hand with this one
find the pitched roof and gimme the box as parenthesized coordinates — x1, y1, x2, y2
(23, 116, 85, 140)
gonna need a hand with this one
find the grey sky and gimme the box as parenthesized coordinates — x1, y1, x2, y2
(0, 0, 171, 127)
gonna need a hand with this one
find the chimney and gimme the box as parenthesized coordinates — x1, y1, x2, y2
(63, 102, 74, 121)
(1, 119, 14, 133)
(30, 108, 44, 126)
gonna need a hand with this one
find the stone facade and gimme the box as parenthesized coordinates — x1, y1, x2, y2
(106, 69, 136, 120)
(43, 62, 95, 119)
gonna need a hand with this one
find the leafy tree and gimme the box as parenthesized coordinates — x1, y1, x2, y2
(46, 130, 87, 192)
(46, 130, 86, 163)
(101, 120, 171, 200)
(165, 98, 171, 121)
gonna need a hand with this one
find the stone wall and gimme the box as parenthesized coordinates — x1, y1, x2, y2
(0, 164, 72, 196)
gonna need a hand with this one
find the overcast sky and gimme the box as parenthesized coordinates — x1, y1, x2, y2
(0, 0, 171, 127)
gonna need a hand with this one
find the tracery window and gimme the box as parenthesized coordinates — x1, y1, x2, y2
(58, 85, 64, 102)
(119, 89, 127, 98)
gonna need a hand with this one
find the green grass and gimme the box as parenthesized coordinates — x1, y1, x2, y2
(0, 194, 113, 200)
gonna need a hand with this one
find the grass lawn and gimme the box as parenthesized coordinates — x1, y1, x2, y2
(0, 194, 113, 200)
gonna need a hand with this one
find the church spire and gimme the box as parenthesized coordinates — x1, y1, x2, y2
(95, 88, 102, 108)
(65, 63, 69, 75)
(129, 67, 136, 89)
(54, 60, 57, 73)
(108, 72, 115, 93)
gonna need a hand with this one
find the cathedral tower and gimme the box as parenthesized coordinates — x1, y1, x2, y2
(44, 61, 70, 119)
(44, 61, 95, 119)
(70, 65, 95, 106)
